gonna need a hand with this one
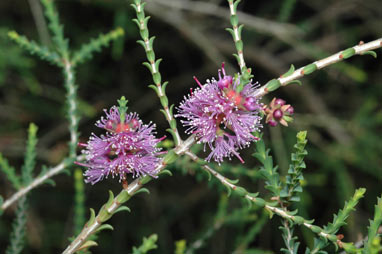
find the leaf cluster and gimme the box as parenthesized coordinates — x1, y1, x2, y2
(280, 131, 308, 203)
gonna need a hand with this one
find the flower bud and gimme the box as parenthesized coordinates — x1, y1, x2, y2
(105, 120, 115, 130)
(268, 119, 278, 127)
(243, 97, 257, 111)
(130, 118, 140, 129)
(274, 98, 286, 107)
(286, 106, 294, 115)
(273, 109, 283, 120)
(218, 76, 233, 90)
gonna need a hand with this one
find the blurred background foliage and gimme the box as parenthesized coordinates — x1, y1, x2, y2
(0, 0, 381, 253)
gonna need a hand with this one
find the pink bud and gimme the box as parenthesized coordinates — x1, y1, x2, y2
(273, 109, 283, 120)
(274, 98, 286, 107)
(130, 118, 140, 129)
(243, 97, 257, 111)
(286, 106, 294, 115)
(218, 76, 233, 90)
(268, 119, 278, 127)
(105, 120, 114, 130)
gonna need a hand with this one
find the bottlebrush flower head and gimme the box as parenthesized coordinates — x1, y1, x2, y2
(76, 97, 163, 185)
(176, 64, 262, 164)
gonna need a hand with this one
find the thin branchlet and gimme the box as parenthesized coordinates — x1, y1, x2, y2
(258, 38, 382, 96)
(131, 0, 181, 145)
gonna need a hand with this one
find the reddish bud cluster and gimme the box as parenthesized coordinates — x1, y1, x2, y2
(263, 98, 294, 127)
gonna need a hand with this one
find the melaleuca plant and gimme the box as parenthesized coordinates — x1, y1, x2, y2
(0, 0, 381, 253)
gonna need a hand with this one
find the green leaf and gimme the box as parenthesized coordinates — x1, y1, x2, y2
(362, 50, 377, 58)
(282, 64, 295, 77)
(43, 178, 56, 187)
(87, 208, 96, 226)
(132, 234, 158, 254)
(134, 188, 150, 196)
(95, 224, 114, 233)
(77, 240, 98, 252)
(285, 80, 302, 86)
(0, 153, 21, 189)
(114, 206, 131, 214)
(158, 169, 173, 177)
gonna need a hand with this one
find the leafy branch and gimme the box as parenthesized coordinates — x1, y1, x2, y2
(305, 188, 366, 253)
(132, 234, 158, 254)
(4, 0, 123, 217)
(5, 123, 38, 254)
(280, 131, 308, 204)
(363, 194, 382, 254)
(131, 0, 181, 145)
(71, 27, 124, 66)
(0, 153, 21, 190)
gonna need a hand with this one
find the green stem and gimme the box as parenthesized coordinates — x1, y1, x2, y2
(63, 59, 79, 159)
(226, 0, 246, 73)
(131, 0, 181, 145)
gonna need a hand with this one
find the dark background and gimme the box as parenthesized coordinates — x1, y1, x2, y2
(0, 0, 381, 253)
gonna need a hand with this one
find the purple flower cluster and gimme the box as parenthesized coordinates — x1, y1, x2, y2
(77, 106, 163, 184)
(176, 65, 262, 164)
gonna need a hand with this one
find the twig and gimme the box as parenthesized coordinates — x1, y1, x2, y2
(132, 0, 181, 145)
(227, 0, 246, 71)
(184, 150, 338, 244)
(1, 155, 84, 212)
(63, 60, 79, 159)
(258, 38, 382, 97)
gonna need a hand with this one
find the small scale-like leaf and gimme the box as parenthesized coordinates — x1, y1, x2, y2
(285, 80, 302, 86)
(77, 240, 98, 251)
(87, 208, 96, 226)
(95, 224, 114, 233)
(114, 206, 131, 214)
(226, 178, 239, 184)
(43, 178, 56, 186)
(158, 169, 173, 177)
(282, 64, 295, 77)
(134, 187, 150, 196)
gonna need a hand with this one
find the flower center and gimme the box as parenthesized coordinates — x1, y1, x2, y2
(225, 89, 243, 107)
(105, 119, 139, 133)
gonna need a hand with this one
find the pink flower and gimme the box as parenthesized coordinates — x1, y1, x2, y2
(77, 106, 163, 184)
(176, 65, 262, 164)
